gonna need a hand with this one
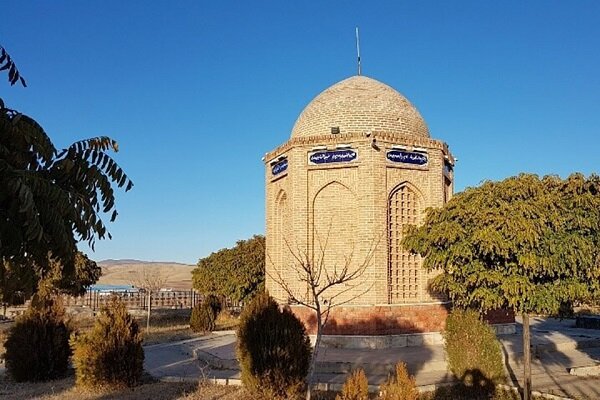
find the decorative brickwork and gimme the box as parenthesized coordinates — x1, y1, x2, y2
(291, 76, 430, 139)
(388, 184, 422, 303)
(265, 75, 470, 335)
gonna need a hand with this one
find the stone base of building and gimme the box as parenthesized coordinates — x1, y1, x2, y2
(290, 303, 516, 347)
(314, 323, 516, 349)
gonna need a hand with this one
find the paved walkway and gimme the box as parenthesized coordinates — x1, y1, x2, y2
(144, 317, 600, 399)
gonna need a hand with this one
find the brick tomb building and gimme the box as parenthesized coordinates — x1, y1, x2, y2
(264, 75, 511, 344)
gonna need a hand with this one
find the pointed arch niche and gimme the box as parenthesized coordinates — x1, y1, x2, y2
(312, 182, 357, 276)
(388, 183, 423, 304)
(274, 190, 291, 272)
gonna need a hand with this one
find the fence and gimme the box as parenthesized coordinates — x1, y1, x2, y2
(63, 290, 201, 311)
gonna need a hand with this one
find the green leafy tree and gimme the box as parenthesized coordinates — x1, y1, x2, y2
(193, 235, 265, 303)
(45, 251, 102, 296)
(0, 43, 131, 299)
(1, 251, 101, 309)
(403, 173, 600, 400)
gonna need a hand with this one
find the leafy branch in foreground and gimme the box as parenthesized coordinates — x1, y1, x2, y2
(0, 101, 133, 288)
(0, 45, 27, 87)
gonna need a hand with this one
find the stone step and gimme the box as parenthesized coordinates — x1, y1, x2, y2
(194, 340, 449, 375)
(200, 369, 457, 393)
(194, 346, 449, 376)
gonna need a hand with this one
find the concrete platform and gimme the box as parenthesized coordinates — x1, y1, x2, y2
(317, 322, 515, 349)
(144, 317, 600, 399)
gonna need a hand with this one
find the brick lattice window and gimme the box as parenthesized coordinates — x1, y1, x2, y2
(388, 185, 421, 303)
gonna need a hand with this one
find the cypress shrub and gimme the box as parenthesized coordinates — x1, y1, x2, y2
(205, 294, 222, 316)
(379, 362, 418, 400)
(190, 300, 216, 333)
(4, 293, 72, 382)
(71, 296, 144, 388)
(444, 309, 506, 387)
(336, 369, 369, 400)
(190, 294, 222, 333)
(236, 291, 311, 400)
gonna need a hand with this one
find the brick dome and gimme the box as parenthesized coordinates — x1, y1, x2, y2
(291, 75, 430, 139)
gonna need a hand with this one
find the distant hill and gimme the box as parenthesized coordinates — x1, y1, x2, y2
(96, 259, 195, 290)
(98, 259, 191, 267)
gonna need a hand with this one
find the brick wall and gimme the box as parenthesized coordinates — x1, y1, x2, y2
(264, 76, 458, 325)
(290, 304, 450, 335)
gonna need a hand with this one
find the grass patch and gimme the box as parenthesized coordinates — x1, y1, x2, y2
(0, 373, 558, 400)
(0, 374, 201, 400)
(420, 385, 539, 400)
(141, 309, 238, 345)
(1, 308, 239, 356)
(0, 375, 339, 400)
(0, 323, 9, 361)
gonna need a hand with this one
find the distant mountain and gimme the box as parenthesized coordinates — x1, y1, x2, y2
(98, 259, 193, 267)
(96, 259, 196, 290)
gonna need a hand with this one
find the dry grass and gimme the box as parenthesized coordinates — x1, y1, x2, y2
(0, 308, 239, 356)
(0, 374, 550, 400)
(143, 324, 199, 345)
(139, 309, 238, 345)
(214, 310, 239, 331)
(0, 375, 248, 400)
(0, 374, 342, 400)
(0, 323, 9, 361)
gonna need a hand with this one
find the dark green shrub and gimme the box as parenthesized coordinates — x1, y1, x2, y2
(71, 296, 144, 388)
(336, 369, 369, 400)
(379, 362, 418, 400)
(190, 301, 216, 332)
(4, 293, 72, 382)
(190, 294, 223, 333)
(205, 294, 223, 317)
(444, 309, 506, 387)
(236, 291, 311, 400)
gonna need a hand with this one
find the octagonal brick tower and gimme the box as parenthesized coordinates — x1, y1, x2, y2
(264, 75, 456, 337)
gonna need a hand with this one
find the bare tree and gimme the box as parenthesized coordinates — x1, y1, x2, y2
(131, 267, 169, 331)
(268, 229, 379, 400)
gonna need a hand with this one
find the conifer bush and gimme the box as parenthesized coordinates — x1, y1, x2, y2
(336, 369, 369, 400)
(444, 309, 506, 387)
(190, 294, 222, 333)
(236, 291, 311, 400)
(190, 300, 216, 333)
(379, 362, 418, 400)
(4, 293, 72, 382)
(71, 296, 144, 388)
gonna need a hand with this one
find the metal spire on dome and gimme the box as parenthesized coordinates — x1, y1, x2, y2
(355, 26, 361, 76)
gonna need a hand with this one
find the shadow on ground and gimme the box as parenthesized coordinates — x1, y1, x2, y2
(501, 316, 600, 400)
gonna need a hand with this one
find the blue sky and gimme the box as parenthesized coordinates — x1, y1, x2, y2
(1, 2, 599, 264)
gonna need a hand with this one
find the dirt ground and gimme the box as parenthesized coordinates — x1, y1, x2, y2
(0, 375, 249, 400)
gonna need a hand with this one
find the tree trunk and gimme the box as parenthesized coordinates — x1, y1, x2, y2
(146, 290, 152, 331)
(306, 311, 322, 400)
(523, 313, 531, 400)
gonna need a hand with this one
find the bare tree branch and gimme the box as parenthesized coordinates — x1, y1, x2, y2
(266, 227, 383, 400)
